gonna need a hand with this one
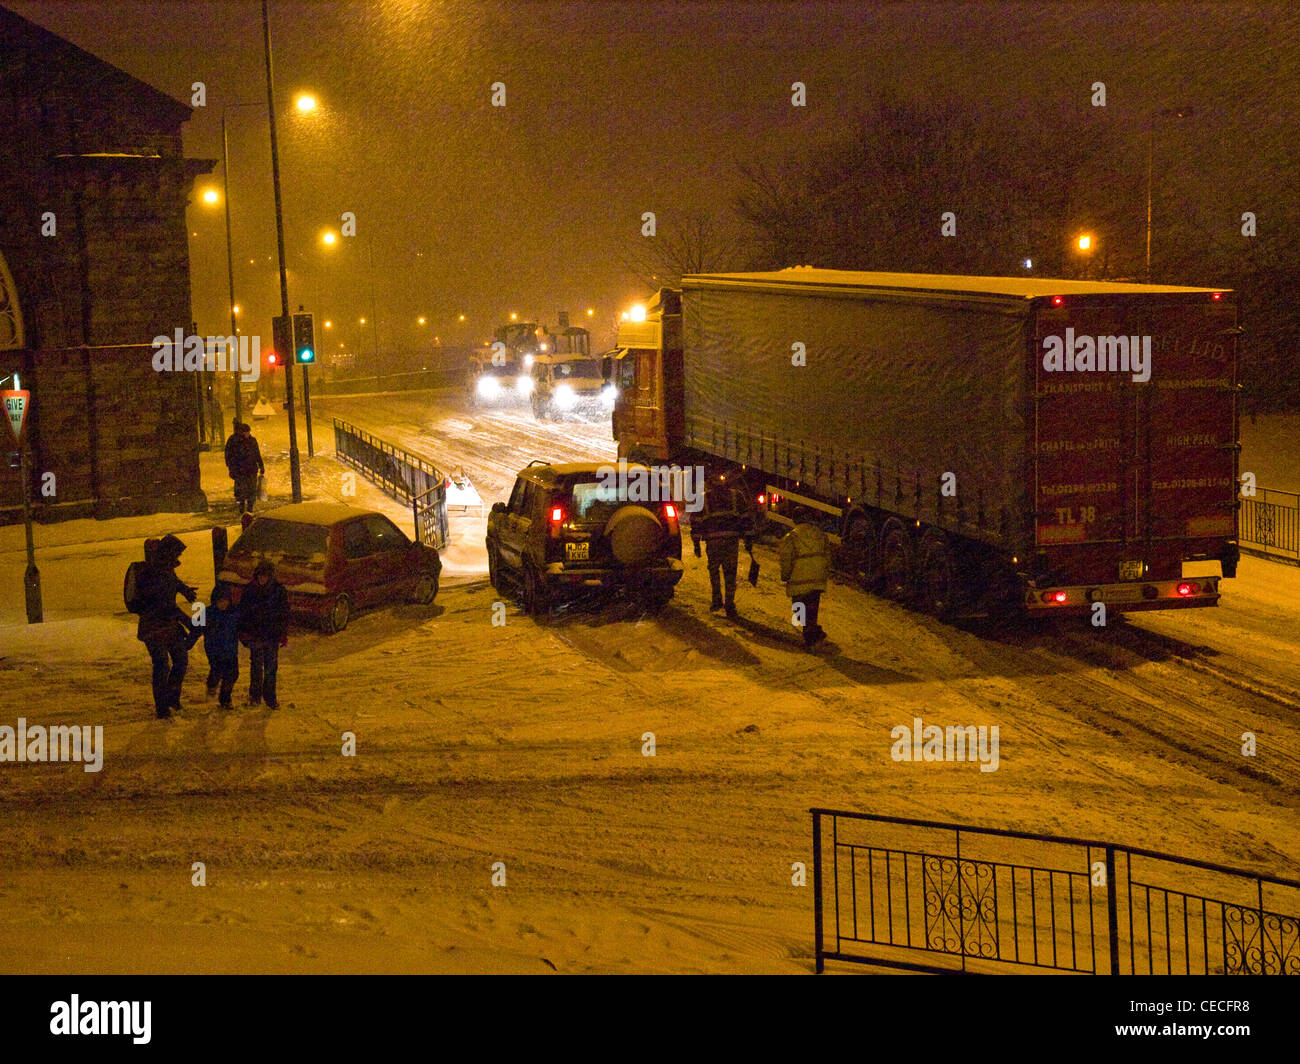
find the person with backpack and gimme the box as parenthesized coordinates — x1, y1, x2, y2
(224, 421, 264, 514)
(779, 508, 833, 651)
(237, 559, 289, 709)
(128, 533, 198, 719)
(203, 584, 240, 709)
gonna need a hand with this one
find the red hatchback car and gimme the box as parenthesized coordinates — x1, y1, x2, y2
(219, 502, 441, 633)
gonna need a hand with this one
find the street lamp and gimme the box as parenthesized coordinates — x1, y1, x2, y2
(1146, 106, 1194, 283)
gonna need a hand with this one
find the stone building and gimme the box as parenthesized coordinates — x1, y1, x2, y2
(0, 3, 213, 521)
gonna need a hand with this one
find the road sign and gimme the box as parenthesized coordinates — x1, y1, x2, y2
(2, 389, 30, 444)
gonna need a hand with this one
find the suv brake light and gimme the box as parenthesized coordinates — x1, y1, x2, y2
(549, 505, 565, 537)
(662, 502, 679, 532)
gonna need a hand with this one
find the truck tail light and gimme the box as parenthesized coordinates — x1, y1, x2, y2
(1177, 581, 1200, 596)
(1041, 590, 1068, 604)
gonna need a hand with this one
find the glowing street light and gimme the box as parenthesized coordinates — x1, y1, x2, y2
(1077, 234, 1093, 252)
(458, 314, 466, 322)
(295, 92, 317, 114)
(417, 316, 426, 325)
(586, 308, 595, 317)
(321, 229, 337, 246)
(202, 187, 220, 205)
(509, 312, 518, 321)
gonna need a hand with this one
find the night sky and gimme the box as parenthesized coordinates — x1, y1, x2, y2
(9, 1, 1298, 361)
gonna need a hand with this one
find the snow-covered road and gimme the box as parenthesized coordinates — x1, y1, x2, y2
(1, 393, 1298, 973)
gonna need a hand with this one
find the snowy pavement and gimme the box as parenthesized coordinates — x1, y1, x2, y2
(1, 396, 1298, 973)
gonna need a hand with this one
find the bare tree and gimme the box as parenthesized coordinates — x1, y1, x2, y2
(618, 208, 752, 290)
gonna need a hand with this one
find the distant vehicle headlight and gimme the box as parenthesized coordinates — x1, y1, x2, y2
(601, 383, 618, 404)
(523, 354, 534, 368)
(516, 375, 534, 395)
(554, 383, 576, 408)
(477, 375, 502, 398)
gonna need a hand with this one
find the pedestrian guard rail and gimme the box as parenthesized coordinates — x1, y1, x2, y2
(332, 418, 449, 550)
(811, 809, 1300, 975)
(1240, 486, 1300, 565)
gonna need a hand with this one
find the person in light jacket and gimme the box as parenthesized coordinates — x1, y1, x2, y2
(779, 509, 833, 649)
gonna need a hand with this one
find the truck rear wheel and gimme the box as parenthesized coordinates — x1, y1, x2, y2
(917, 533, 957, 619)
(842, 512, 879, 590)
(881, 523, 914, 604)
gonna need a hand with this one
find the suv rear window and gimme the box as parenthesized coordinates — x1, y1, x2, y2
(233, 518, 330, 560)
(570, 479, 627, 527)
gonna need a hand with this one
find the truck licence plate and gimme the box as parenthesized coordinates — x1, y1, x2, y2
(1118, 560, 1144, 581)
(565, 541, 589, 562)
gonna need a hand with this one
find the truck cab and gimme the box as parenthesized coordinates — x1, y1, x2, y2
(608, 288, 684, 462)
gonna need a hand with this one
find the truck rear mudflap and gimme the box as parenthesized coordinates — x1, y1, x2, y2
(1024, 574, 1221, 615)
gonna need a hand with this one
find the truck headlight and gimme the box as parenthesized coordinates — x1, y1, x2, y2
(601, 383, 618, 404)
(477, 376, 501, 398)
(517, 375, 534, 395)
(554, 383, 576, 408)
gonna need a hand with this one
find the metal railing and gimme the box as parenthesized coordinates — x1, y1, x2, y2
(811, 809, 1300, 975)
(333, 418, 448, 549)
(1241, 486, 1300, 565)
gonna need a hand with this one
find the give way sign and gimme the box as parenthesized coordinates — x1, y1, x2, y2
(2, 389, 30, 444)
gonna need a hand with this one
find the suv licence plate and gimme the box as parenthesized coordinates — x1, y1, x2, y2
(565, 541, 590, 562)
(1118, 560, 1144, 581)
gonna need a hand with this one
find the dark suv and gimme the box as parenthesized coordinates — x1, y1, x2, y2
(486, 461, 684, 614)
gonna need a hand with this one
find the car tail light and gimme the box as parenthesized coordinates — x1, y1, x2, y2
(1052, 296, 1064, 306)
(757, 494, 767, 506)
(1212, 292, 1222, 301)
(1041, 590, 1068, 604)
(1177, 581, 1199, 596)
(662, 502, 679, 532)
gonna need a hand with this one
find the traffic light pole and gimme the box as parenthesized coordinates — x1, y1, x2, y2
(302, 362, 314, 456)
(262, 0, 302, 503)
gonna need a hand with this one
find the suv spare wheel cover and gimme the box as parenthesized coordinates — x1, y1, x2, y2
(604, 505, 665, 564)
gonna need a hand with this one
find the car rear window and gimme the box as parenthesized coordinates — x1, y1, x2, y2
(232, 518, 330, 560)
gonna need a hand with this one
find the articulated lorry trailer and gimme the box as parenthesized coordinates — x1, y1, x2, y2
(608, 269, 1241, 617)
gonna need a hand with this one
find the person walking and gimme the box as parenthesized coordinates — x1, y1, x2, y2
(224, 421, 264, 514)
(203, 584, 240, 709)
(690, 472, 756, 620)
(134, 533, 198, 719)
(237, 559, 289, 709)
(779, 509, 833, 650)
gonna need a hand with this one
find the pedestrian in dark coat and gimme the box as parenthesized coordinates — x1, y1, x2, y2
(136, 533, 198, 719)
(224, 421, 265, 514)
(203, 584, 240, 708)
(237, 559, 289, 709)
(690, 473, 756, 619)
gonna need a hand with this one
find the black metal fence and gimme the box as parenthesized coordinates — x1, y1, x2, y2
(811, 809, 1300, 975)
(1241, 486, 1300, 565)
(333, 418, 449, 550)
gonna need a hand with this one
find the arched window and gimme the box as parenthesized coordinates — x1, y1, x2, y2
(0, 249, 23, 349)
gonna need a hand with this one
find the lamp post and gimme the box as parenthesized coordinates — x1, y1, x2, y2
(1146, 106, 1194, 283)
(262, 0, 302, 502)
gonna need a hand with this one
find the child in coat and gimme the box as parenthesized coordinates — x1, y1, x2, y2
(204, 584, 241, 708)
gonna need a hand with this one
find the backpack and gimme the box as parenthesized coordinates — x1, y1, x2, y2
(124, 538, 161, 614)
(123, 562, 147, 613)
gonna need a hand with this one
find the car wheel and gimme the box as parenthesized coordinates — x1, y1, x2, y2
(638, 587, 674, 614)
(522, 563, 549, 617)
(487, 543, 502, 591)
(323, 593, 351, 634)
(411, 572, 438, 605)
